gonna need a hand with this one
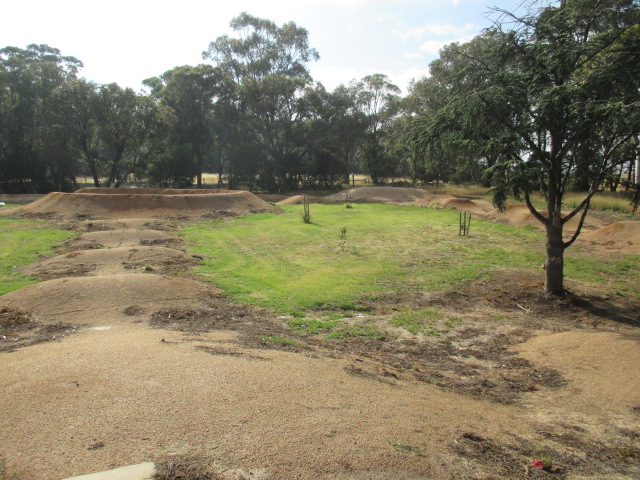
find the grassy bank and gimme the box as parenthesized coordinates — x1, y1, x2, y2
(0, 218, 76, 295)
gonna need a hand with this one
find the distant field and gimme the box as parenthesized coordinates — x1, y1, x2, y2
(182, 203, 640, 313)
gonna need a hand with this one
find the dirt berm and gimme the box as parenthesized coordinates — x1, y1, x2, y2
(11, 189, 280, 218)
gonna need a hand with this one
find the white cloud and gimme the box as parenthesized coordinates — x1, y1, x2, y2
(404, 52, 426, 60)
(419, 34, 475, 54)
(423, 22, 477, 36)
(393, 22, 479, 41)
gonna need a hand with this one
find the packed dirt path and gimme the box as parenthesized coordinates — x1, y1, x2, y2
(1, 203, 639, 479)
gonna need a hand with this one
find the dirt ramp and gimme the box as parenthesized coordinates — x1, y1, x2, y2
(1, 274, 216, 324)
(12, 190, 280, 218)
(324, 187, 430, 204)
(276, 194, 326, 205)
(415, 195, 493, 215)
(518, 330, 640, 417)
(486, 204, 604, 231)
(256, 193, 288, 203)
(25, 246, 198, 278)
(414, 194, 456, 206)
(66, 229, 180, 250)
(75, 187, 233, 195)
(581, 221, 640, 253)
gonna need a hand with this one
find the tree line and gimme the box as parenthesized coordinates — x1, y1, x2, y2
(0, 13, 409, 193)
(1, 1, 638, 200)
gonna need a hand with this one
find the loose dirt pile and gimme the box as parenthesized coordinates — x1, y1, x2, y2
(580, 221, 640, 254)
(414, 194, 494, 215)
(10, 189, 280, 219)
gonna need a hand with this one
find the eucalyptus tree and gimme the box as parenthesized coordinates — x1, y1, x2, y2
(355, 74, 401, 184)
(0, 44, 82, 192)
(407, 35, 510, 187)
(53, 78, 104, 186)
(145, 65, 227, 187)
(412, 0, 640, 293)
(94, 83, 158, 187)
(203, 12, 319, 191)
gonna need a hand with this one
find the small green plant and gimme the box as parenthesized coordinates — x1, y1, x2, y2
(345, 193, 353, 208)
(338, 227, 348, 251)
(459, 211, 471, 236)
(144, 264, 154, 271)
(388, 440, 425, 456)
(302, 195, 311, 224)
(260, 335, 299, 345)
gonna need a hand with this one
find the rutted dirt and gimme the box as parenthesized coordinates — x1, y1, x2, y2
(0, 189, 639, 480)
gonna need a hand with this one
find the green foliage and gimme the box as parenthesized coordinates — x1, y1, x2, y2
(302, 196, 311, 224)
(388, 440, 425, 456)
(0, 218, 76, 295)
(408, 0, 640, 293)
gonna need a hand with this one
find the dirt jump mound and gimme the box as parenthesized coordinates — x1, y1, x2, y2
(10, 189, 281, 218)
(415, 195, 494, 215)
(324, 186, 430, 204)
(276, 194, 326, 205)
(581, 221, 640, 253)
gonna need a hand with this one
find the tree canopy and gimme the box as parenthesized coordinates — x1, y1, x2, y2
(409, 0, 640, 292)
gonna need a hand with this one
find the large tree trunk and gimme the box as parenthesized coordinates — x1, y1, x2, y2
(634, 135, 640, 186)
(196, 151, 203, 189)
(544, 223, 565, 294)
(89, 161, 101, 187)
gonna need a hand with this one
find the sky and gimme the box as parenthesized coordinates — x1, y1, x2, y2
(1, 0, 530, 95)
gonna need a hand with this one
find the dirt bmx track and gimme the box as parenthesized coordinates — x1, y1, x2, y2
(1, 187, 639, 480)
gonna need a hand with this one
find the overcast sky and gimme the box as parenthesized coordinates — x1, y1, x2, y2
(1, 0, 529, 95)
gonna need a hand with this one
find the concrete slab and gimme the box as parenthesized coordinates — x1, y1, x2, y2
(59, 463, 155, 480)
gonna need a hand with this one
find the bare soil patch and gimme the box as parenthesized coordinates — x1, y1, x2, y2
(0, 306, 81, 353)
(65, 229, 182, 250)
(24, 246, 200, 279)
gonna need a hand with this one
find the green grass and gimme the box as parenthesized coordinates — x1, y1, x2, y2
(181, 203, 639, 312)
(390, 308, 463, 335)
(325, 323, 388, 340)
(289, 316, 341, 334)
(260, 335, 299, 345)
(0, 218, 76, 295)
(563, 191, 635, 214)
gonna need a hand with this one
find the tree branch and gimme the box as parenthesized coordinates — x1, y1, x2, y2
(524, 190, 548, 225)
(563, 197, 591, 249)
